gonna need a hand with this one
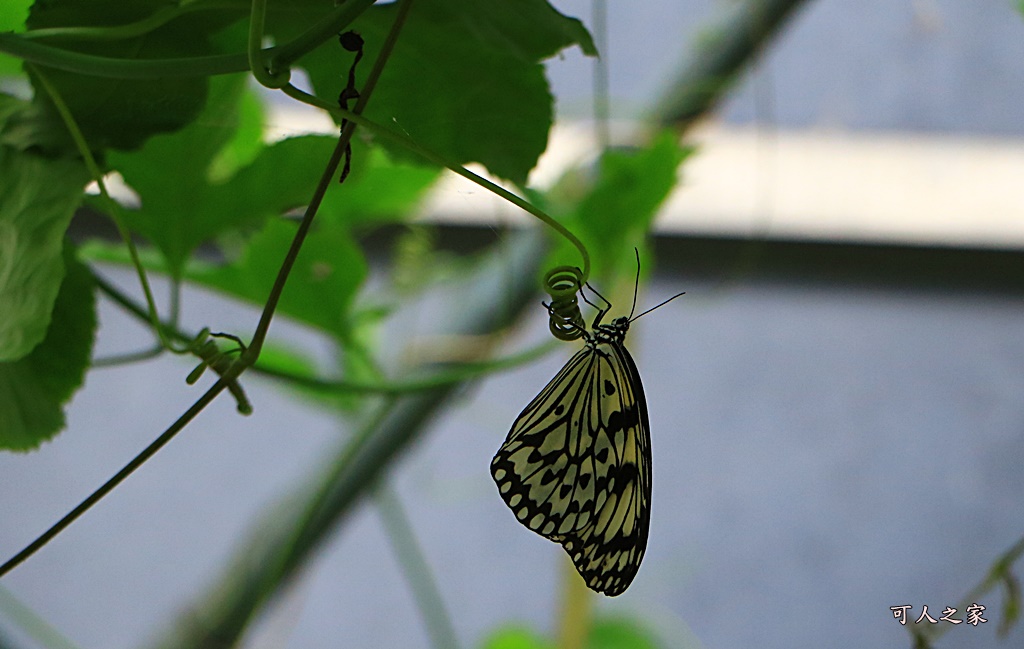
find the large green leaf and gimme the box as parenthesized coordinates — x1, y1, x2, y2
(185, 137, 440, 335)
(111, 98, 439, 277)
(0, 245, 97, 451)
(269, 0, 595, 185)
(0, 110, 90, 360)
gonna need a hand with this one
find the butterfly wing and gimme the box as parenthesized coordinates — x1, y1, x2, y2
(491, 339, 651, 596)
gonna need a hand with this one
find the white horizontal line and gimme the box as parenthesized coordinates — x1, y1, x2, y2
(417, 122, 1024, 249)
(265, 101, 1024, 249)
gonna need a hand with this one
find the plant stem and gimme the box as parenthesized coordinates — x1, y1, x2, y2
(93, 263, 556, 389)
(244, 0, 413, 360)
(0, 33, 247, 78)
(92, 344, 165, 367)
(558, 556, 592, 649)
(29, 65, 179, 353)
(247, 0, 289, 89)
(269, 0, 377, 72)
(0, 585, 82, 649)
(591, 0, 609, 150)
(143, 229, 548, 649)
(19, 1, 239, 41)
(0, 0, 407, 580)
(0, 375, 234, 578)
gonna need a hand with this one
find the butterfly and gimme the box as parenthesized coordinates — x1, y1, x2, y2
(491, 275, 683, 596)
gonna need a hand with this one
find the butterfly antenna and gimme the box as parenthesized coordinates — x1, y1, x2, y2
(629, 291, 686, 322)
(628, 248, 640, 320)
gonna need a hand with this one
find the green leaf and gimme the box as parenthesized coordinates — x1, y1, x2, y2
(0, 135, 90, 361)
(588, 618, 663, 649)
(549, 131, 691, 283)
(108, 74, 259, 276)
(207, 85, 266, 183)
(20, 0, 223, 152)
(0, 245, 97, 451)
(186, 217, 368, 340)
(1000, 569, 1021, 637)
(282, 0, 594, 184)
(0, 0, 31, 76)
(479, 625, 556, 649)
(91, 129, 436, 329)
(114, 124, 438, 278)
(0, 93, 28, 132)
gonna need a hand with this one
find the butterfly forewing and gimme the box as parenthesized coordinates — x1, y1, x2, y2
(491, 320, 651, 596)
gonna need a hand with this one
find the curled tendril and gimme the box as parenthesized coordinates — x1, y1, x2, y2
(186, 329, 253, 415)
(542, 266, 587, 341)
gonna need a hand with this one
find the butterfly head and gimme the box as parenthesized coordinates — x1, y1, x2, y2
(592, 315, 631, 345)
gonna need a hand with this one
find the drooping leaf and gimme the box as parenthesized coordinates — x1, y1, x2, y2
(0, 110, 90, 360)
(0, 245, 97, 451)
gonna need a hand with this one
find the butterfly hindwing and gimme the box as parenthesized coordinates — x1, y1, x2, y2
(491, 320, 651, 596)
(491, 346, 598, 538)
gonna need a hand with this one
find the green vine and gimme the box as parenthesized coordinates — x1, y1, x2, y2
(0, 0, 412, 578)
(30, 63, 254, 412)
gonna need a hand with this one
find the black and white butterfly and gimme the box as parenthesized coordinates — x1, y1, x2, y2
(491, 275, 683, 596)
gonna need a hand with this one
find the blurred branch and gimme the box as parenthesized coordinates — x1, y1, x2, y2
(0, 586, 81, 649)
(558, 556, 591, 649)
(375, 484, 460, 649)
(649, 0, 811, 131)
(144, 230, 547, 648)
